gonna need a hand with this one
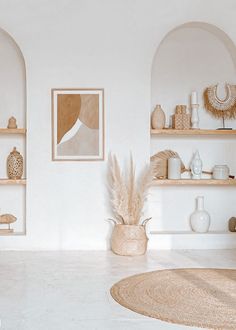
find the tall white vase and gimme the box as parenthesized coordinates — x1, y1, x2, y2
(190, 196, 210, 233)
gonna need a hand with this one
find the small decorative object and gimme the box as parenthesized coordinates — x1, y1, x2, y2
(182, 113, 191, 129)
(212, 165, 230, 180)
(108, 154, 152, 256)
(7, 147, 23, 179)
(190, 150, 202, 179)
(172, 113, 183, 129)
(7, 116, 17, 129)
(168, 157, 181, 179)
(190, 91, 199, 129)
(172, 105, 190, 129)
(0, 213, 17, 233)
(151, 150, 185, 179)
(52, 88, 104, 161)
(190, 196, 211, 233)
(203, 83, 236, 129)
(151, 104, 166, 129)
(228, 217, 236, 232)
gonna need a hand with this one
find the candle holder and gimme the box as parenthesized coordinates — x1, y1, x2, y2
(191, 104, 199, 129)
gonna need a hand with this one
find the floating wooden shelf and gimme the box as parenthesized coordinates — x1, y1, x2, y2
(150, 230, 236, 235)
(151, 129, 236, 136)
(0, 179, 26, 185)
(152, 179, 236, 186)
(0, 231, 26, 236)
(0, 128, 26, 134)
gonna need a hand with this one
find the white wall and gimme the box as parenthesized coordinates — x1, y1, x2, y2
(0, 0, 235, 249)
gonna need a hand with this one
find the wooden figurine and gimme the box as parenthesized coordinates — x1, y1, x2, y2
(0, 214, 17, 233)
(228, 217, 236, 232)
(7, 117, 17, 129)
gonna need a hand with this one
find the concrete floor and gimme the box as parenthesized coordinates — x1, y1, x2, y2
(0, 250, 235, 330)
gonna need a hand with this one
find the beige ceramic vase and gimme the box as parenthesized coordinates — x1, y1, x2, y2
(7, 147, 23, 179)
(111, 219, 150, 256)
(151, 104, 166, 129)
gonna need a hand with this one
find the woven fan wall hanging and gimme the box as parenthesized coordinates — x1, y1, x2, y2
(203, 84, 236, 128)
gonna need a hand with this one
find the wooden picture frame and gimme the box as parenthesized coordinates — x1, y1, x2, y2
(52, 88, 104, 161)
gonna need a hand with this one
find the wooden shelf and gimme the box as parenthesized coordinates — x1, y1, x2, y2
(150, 230, 236, 235)
(0, 128, 26, 134)
(0, 231, 26, 236)
(152, 179, 236, 186)
(0, 179, 26, 185)
(151, 129, 236, 136)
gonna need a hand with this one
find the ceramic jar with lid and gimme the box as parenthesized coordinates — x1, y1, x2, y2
(7, 147, 23, 179)
(212, 165, 229, 180)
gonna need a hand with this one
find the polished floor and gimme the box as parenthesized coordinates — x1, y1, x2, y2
(0, 250, 235, 330)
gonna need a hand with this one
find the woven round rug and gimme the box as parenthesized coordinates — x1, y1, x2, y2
(110, 268, 236, 329)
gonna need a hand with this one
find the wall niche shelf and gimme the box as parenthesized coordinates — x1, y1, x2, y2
(151, 129, 236, 136)
(0, 29, 27, 236)
(150, 230, 236, 235)
(0, 179, 26, 185)
(152, 179, 236, 186)
(0, 128, 26, 135)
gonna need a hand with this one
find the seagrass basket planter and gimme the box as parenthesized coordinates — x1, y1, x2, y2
(110, 220, 150, 256)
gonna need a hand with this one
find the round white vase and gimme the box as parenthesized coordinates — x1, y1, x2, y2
(190, 196, 210, 233)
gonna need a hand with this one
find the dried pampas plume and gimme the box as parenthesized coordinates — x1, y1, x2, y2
(108, 153, 152, 225)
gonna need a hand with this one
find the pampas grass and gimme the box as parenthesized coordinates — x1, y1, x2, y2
(108, 154, 152, 225)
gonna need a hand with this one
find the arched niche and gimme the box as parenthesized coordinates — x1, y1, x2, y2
(150, 23, 236, 236)
(151, 22, 236, 129)
(0, 28, 26, 127)
(0, 28, 26, 235)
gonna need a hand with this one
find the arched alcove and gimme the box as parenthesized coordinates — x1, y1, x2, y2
(151, 22, 236, 129)
(0, 28, 27, 235)
(149, 22, 236, 247)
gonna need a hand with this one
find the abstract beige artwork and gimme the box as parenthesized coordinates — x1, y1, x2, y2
(52, 89, 104, 161)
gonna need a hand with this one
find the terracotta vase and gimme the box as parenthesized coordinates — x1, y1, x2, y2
(151, 104, 166, 129)
(111, 223, 149, 256)
(7, 147, 23, 179)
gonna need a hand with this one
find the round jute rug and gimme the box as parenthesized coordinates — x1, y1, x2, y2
(110, 268, 236, 329)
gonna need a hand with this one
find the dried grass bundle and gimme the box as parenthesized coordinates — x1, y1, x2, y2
(108, 154, 152, 225)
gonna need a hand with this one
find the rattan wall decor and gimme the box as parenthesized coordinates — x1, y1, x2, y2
(203, 83, 236, 128)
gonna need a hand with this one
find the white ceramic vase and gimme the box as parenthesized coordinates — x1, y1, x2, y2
(190, 196, 210, 233)
(151, 105, 166, 129)
(168, 157, 181, 179)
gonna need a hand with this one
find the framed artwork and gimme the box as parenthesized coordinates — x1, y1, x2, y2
(52, 88, 104, 161)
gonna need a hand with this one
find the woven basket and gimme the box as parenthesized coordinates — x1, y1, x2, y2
(111, 224, 148, 256)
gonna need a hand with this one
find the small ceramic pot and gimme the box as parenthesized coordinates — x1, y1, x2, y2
(213, 165, 229, 180)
